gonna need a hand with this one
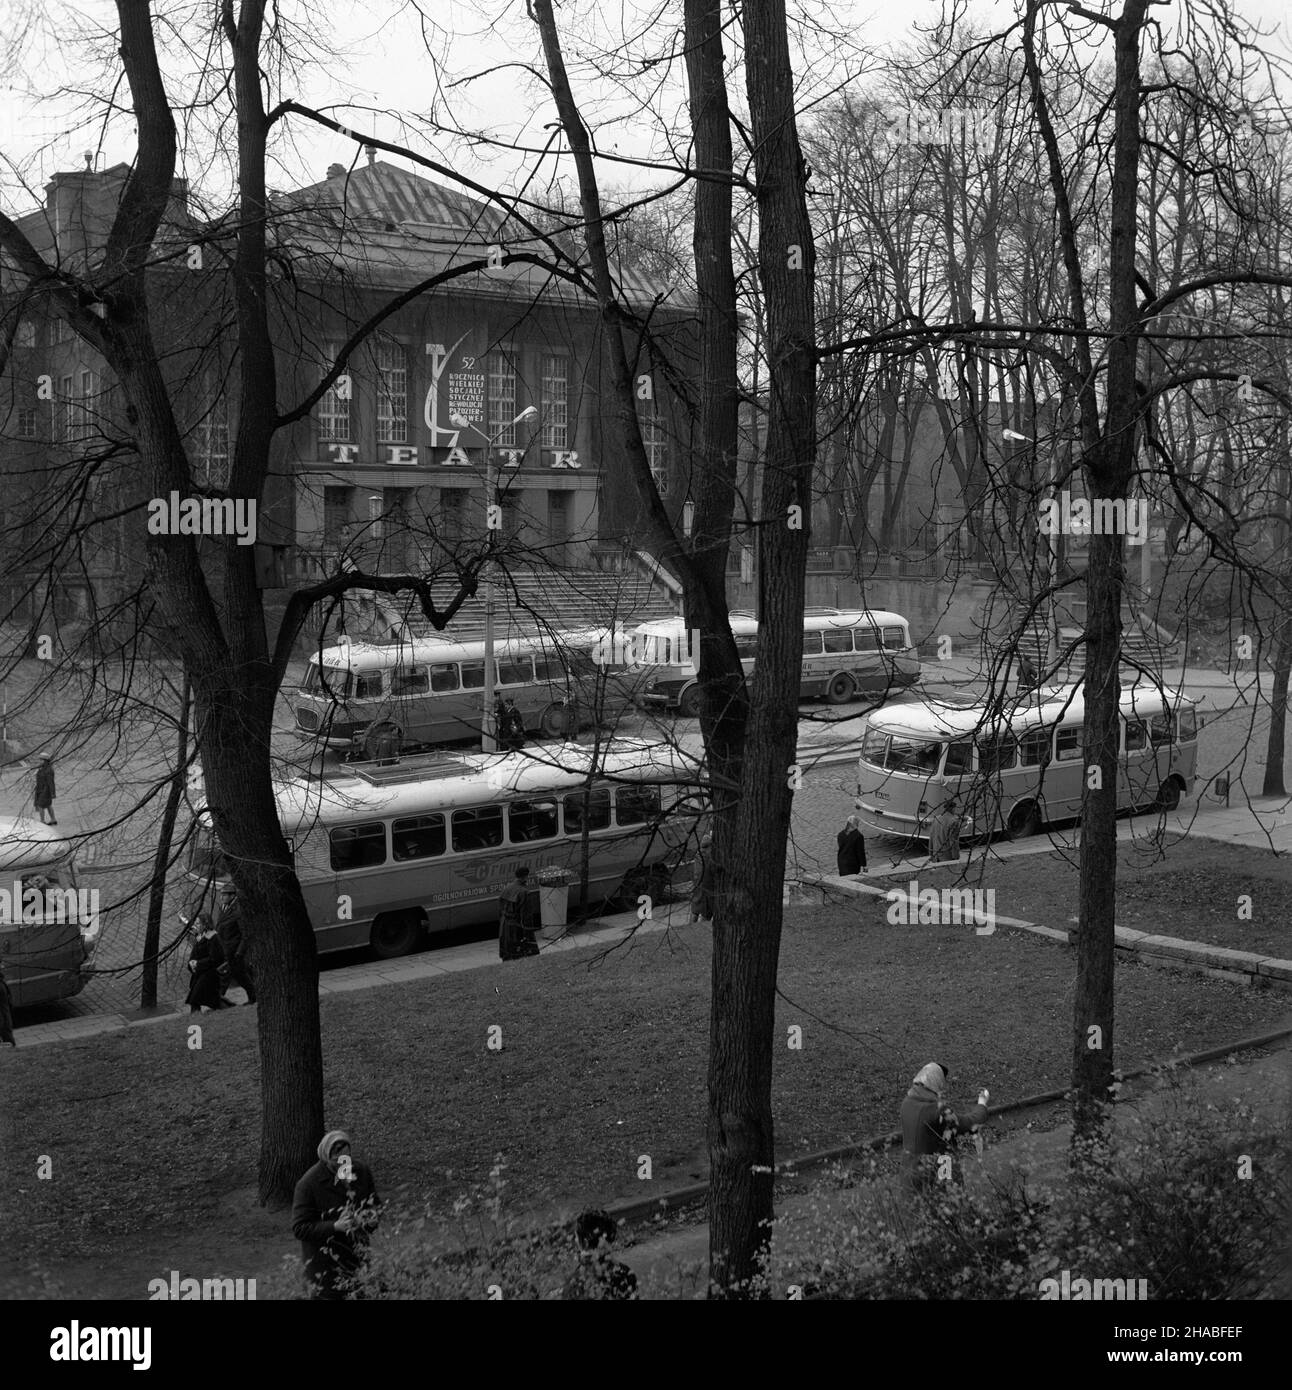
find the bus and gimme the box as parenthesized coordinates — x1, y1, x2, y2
(854, 682, 1199, 845)
(183, 739, 706, 958)
(0, 818, 99, 1007)
(630, 608, 921, 717)
(293, 628, 637, 758)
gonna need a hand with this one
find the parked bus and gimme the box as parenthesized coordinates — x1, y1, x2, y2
(854, 682, 1199, 845)
(630, 608, 921, 717)
(293, 628, 637, 758)
(183, 739, 706, 958)
(0, 818, 99, 1007)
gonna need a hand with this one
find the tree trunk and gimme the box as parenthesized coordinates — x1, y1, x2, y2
(141, 676, 190, 1009)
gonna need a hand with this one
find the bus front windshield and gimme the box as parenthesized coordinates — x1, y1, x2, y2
(188, 825, 230, 879)
(861, 728, 944, 775)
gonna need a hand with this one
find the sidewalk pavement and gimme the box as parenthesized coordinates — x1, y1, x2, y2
(11, 901, 695, 1048)
(618, 1042, 1292, 1296)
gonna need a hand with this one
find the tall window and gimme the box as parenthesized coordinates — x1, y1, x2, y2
(317, 343, 351, 441)
(53, 317, 72, 345)
(323, 486, 352, 552)
(194, 377, 230, 485)
(16, 408, 38, 439)
(639, 403, 668, 494)
(539, 353, 568, 449)
(14, 320, 35, 349)
(487, 351, 518, 446)
(58, 374, 74, 442)
(439, 489, 467, 544)
(375, 337, 407, 443)
(75, 368, 96, 441)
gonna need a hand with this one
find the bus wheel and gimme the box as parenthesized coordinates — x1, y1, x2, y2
(825, 673, 854, 705)
(1155, 778, 1182, 812)
(363, 722, 403, 762)
(1006, 800, 1042, 839)
(370, 911, 421, 959)
(540, 702, 574, 738)
(679, 685, 702, 719)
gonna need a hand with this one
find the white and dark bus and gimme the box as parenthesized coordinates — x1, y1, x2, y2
(184, 739, 706, 958)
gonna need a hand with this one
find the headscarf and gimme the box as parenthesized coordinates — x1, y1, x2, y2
(318, 1129, 351, 1166)
(843, 814, 861, 832)
(909, 1062, 946, 1098)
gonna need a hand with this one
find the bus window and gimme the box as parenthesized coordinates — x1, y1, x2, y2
(318, 667, 352, 700)
(824, 630, 852, 654)
(392, 814, 446, 860)
(563, 788, 612, 833)
(354, 671, 384, 701)
(887, 738, 942, 774)
(302, 663, 322, 693)
(977, 734, 1018, 775)
(330, 822, 388, 871)
(1148, 713, 1173, 747)
(460, 661, 485, 689)
(852, 628, 879, 653)
(1124, 719, 1149, 752)
(734, 634, 758, 659)
(1019, 728, 1051, 768)
(882, 626, 907, 650)
(860, 729, 889, 767)
(1054, 726, 1082, 762)
(508, 800, 559, 842)
(452, 806, 504, 852)
(1176, 707, 1197, 742)
(615, 786, 661, 826)
(430, 663, 459, 692)
(536, 656, 563, 681)
(499, 657, 535, 686)
(802, 631, 823, 655)
(391, 668, 430, 696)
(943, 741, 973, 775)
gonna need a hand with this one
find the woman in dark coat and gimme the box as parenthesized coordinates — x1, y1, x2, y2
(0, 959, 16, 1046)
(185, 917, 231, 1012)
(34, 757, 56, 825)
(836, 814, 868, 876)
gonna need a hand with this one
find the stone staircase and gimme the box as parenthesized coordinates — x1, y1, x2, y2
(350, 563, 680, 646)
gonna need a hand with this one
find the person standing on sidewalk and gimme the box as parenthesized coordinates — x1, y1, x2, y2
(215, 886, 256, 1005)
(498, 866, 538, 960)
(836, 814, 868, 876)
(928, 798, 963, 863)
(33, 757, 57, 825)
(690, 832, 715, 922)
(900, 1061, 989, 1193)
(0, 958, 16, 1047)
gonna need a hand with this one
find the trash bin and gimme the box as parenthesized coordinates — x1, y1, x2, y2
(536, 868, 574, 939)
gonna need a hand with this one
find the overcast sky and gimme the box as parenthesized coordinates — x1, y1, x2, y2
(1, 0, 1287, 212)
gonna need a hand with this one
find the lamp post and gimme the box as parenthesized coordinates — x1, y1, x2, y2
(1004, 427, 1056, 674)
(451, 406, 539, 751)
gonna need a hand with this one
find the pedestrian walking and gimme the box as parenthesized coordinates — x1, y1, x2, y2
(928, 798, 963, 863)
(184, 914, 232, 1013)
(561, 1209, 638, 1300)
(836, 814, 868, 876)
(690, 832, 715, 923)
(1017, 651, 1039, 692)
(33, 757, 57, 825)
(215, 886, 256, 1005)
(899, 1061, 990, 1194)
(498, 866, 538, 960)
(0, 958, 16, 1047)
(496, 698, 525, 752)
(291, 1130, 381, 1300)
(371, 725, 399, 766)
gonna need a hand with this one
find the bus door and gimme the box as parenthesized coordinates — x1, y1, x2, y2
(1119, 716, 1156, 807)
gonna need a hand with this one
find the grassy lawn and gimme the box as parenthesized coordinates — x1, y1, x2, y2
(4, 898, 1288, 1298)
(932, 839, 1292, 957)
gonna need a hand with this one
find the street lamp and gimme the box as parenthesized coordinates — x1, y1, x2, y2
(450, 406, 539, 751)
(1004, 428, 1057, 676)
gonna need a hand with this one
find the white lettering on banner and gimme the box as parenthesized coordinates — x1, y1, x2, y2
(387, 446, 417, 465)
(443, 447, 471, 467)
(327, 444, 358, 464)
(501, 449, 523, 469)
(552, 450, 580, 469)
(448, 372, 486, 423)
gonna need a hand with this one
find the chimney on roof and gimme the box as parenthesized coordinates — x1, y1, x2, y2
(326, 163, 347, 180)
(365, 145, 377, 167)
